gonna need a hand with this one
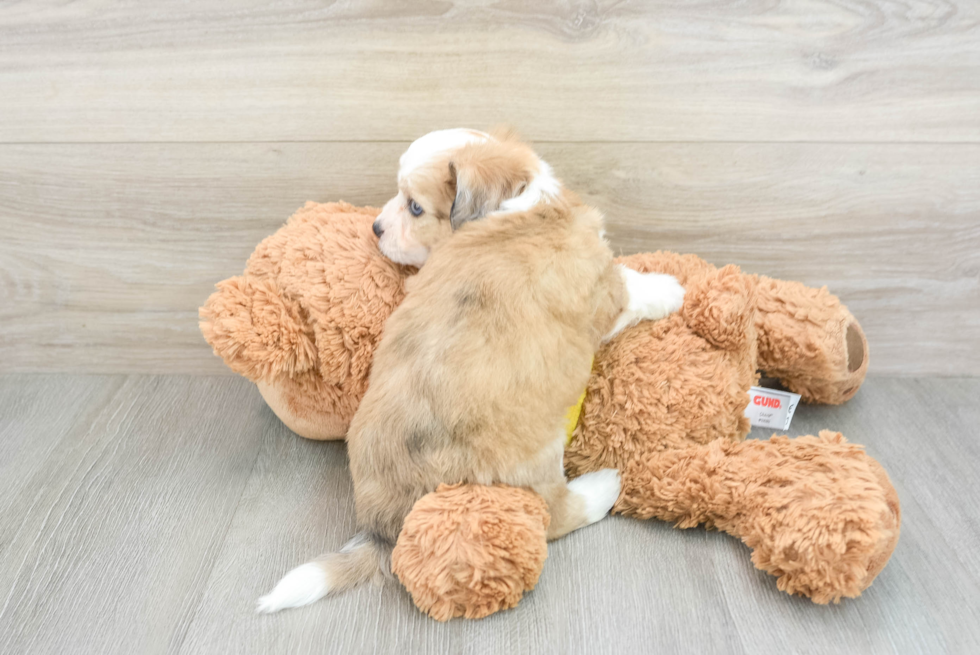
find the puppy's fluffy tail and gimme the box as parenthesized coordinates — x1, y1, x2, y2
(256, 533, 389, 613)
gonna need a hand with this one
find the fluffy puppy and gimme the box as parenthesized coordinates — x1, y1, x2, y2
(257, 130, 685, 613)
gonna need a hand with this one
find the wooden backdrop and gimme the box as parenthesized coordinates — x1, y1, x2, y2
(1, 1, 977, 376)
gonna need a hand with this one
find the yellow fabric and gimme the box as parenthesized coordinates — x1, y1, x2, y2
(564, 389, 587, 444)
(565, 358, 594, 443)
(565, 391, 585, 446)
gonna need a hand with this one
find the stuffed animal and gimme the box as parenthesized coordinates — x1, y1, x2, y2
(200, 202, 899, 620)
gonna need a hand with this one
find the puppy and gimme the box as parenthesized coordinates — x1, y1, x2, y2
(257, 129, 685, 613)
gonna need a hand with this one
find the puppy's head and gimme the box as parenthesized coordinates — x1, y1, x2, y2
(373, 128, 557, 266)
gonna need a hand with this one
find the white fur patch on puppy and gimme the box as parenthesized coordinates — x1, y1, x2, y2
(256, 562, 330, 614)
(398, 128, 489, 182)
(604, 266, 685, 341)
(568, 468, 622, 525)
(499, 159, 561, 213)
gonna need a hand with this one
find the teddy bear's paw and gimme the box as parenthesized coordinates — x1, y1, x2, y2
(568, 468, 622, 524)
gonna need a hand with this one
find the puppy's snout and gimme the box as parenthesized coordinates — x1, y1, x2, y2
(372, 220, 384, 238)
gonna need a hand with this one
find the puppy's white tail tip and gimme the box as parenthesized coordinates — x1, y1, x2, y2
(256, 562, 329, 614)
(256, 533, 387, 614)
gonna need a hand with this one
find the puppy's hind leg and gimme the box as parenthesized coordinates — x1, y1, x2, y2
(535, 469, 621, 541)
(603, 265, 685, 342)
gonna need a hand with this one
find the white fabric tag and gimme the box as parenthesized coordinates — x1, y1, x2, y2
(745, 386, 802, 431)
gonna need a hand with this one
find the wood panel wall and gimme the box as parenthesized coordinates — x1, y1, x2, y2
(1, 1, 978, 375)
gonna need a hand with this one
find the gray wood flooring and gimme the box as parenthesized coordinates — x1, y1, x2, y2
(0, 375, 977, 655)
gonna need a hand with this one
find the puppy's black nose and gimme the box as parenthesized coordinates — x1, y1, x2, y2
(372, 220, 384, 238)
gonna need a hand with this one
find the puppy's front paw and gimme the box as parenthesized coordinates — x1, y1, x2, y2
(652, 273, 686, 317)
(568, 468, 621, 524)
(629, 271, 685, 321)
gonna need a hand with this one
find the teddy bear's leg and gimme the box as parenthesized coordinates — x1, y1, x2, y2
(392, 484, 551, 621)
(603, 265, 686, 342)
(753, 276, 869, 404)
(617, 432, 899, 603)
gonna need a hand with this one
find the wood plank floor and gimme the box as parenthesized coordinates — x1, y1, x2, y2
(0, 375, 977, 655)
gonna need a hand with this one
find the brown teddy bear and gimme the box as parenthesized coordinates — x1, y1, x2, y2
(200, 202, 899, 620)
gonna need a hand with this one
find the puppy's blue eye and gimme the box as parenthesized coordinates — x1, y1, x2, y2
(408, 199, 424, 217)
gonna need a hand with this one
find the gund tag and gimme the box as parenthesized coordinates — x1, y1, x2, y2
(745, 386, 801, 431)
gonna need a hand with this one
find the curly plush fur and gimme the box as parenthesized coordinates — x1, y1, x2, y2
(616, 431, 900, 603)
(392, 484, 550, 621)
(200, 202, 408, 439)
(200, 202, 896, 618)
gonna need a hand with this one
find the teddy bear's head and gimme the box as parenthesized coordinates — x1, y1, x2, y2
(200, 202, 413, 439)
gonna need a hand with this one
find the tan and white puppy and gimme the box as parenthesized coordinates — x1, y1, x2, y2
(257, 130, 685, 613)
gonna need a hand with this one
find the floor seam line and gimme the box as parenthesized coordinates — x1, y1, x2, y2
(170, 391, 266, 655)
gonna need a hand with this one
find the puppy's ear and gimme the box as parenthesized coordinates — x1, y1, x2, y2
(449, 161, 489, 231)
(448, 145, 534, 231)
(449, 162, 480, 232)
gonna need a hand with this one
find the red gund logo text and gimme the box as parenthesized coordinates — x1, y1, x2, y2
(753, 395, 782, 409)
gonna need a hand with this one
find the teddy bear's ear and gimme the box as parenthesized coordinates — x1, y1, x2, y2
(200, 276, 318, 382)
(682, 264, 755, 352)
